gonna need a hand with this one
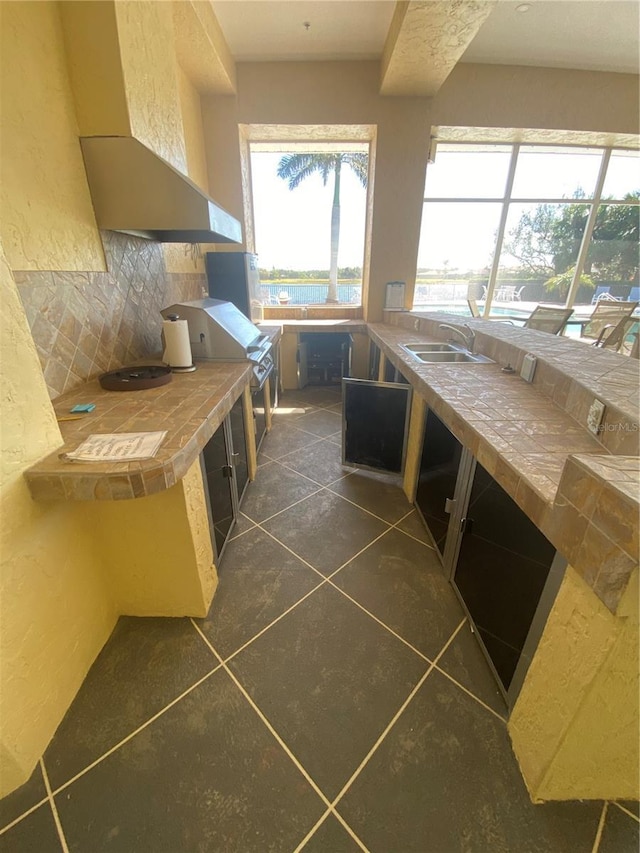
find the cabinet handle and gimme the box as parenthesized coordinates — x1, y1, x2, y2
(222, 465, 233, 479)
(231, 452, 240, 463)
(461, 517, 474, 537)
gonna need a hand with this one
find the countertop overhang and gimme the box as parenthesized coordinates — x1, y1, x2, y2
(370, 315, 639, 614)
(25, 362, 253, 502)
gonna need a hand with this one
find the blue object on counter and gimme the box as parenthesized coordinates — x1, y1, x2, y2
(70, 403, 96, 413)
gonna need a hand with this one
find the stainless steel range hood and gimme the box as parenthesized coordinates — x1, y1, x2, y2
(80, 136, 242, 244)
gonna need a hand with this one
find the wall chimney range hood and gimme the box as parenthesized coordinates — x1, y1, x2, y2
(80, 136, 242, 244)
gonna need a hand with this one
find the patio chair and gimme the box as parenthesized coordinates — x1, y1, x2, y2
(523, 305, 574, 335)
(591, 286, 620, 304)
(513, 286, 526, 301)
(580, 300, 639, 349)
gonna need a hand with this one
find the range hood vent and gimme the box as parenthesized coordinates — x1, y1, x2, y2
(80, 136, 242, 244)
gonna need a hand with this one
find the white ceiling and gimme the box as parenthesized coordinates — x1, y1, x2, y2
(211, 0, 640, 74)
(461, 1, 640, 74)
(211, 1, 397, 62)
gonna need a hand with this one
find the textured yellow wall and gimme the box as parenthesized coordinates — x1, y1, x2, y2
(88, 460, 217, 617)
(163, 66, 211, 274)
(59, 0, 131, 138)
(0, 0, 221, 797)
(509, 566, 639, 801)
(177, 65, 210, 192)
(0, 2, 105, 272)
(0, 244, 116, 797)
(115, 1, 187, 174)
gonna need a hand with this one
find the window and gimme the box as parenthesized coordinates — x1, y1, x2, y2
(250, 143, 369, 306)
(414, 143, 640, 333)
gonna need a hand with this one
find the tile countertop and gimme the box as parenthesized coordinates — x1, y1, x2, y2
(368, 321, 639, 614)
(25, 361, 252, 502)
(259, 319, 368, 334)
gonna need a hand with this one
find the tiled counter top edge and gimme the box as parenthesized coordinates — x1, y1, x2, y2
(25, 362, 253, 503)
(369, 319, 639, 614)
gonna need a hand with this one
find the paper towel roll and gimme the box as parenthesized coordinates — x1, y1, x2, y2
(162, 318, 193, 368)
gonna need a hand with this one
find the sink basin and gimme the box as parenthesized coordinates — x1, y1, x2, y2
(401, 343, 459, 353)
(400, 342, 494, 364)
(413, 351, 493, 363)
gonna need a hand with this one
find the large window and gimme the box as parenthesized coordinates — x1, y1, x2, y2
(414, 143, 640, 330)
(250, 143, 368, 306)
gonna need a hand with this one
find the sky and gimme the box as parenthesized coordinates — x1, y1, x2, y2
(250, 147, 638, 274)
(251, 152, 367, 270)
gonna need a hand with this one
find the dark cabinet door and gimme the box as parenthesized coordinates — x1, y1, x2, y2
(270, 344, 279, 411)
(300, 333, 352, 385)
(201, 399, 252, 561)
(229, 395, 249, 501)
(342, 378, 411, 474)
(415, 408, 463, 559)
(369, 341, 380, 381)
(383, 358, 396, 383)
(452, 461, 557, 693)
(201, 421, 235, 559)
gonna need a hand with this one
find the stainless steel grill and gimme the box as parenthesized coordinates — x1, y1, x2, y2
(161, 298, 274, 388)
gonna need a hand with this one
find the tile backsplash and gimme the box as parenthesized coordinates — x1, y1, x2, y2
(15, 232, 205, 399)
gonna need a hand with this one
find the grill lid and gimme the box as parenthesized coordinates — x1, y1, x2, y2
(161, 298, 262, 361)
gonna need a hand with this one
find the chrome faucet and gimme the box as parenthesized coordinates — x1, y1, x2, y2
(438, 323, 475, 352)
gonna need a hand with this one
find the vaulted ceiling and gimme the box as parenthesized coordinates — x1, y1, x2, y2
(207, 0, 639, 96)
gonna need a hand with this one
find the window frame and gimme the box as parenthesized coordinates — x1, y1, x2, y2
(416, 142, 639, 317)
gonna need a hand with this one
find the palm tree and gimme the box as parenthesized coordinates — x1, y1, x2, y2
(277, 153, 368, 303)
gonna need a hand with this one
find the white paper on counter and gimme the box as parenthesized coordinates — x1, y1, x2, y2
(66, 432, 167, 462)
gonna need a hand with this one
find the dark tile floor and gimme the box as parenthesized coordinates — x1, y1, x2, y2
(1, 385, 638, 852)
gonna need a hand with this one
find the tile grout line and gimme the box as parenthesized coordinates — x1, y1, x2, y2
(209, 522, 411, 672)
(0, 796, 50, 836)
(433, 662, 507, 723)
(322, 485, 413, 527)
(329, 619, 467, 811)
(274, 455, 354, 490)
(189, 621, 329, 808)
(325, 809, 371, 853)
(254, 524, 331, 580)
(267, 457, 339, 489)
(259, 436, 420, 529)
(324, 577, 433, 666)
(244, 482, 325, 527)
(611, 801, 640, 823)
(388, 508, 438, 551)
(190, 619, 372, 853)
(49, 665, 222, 799)
(215, 576, 329, 668)
(263, 431, 326, 458)
(40, 759, 70, 853)
(216, 457, 505, 782)
(225, 521, 497, 724)
(591, 801, 608, 853)
(252, 457, 407, 530)
(292, 807, 370, 853)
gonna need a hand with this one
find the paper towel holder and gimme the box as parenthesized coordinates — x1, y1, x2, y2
(162, 313, 196, 373)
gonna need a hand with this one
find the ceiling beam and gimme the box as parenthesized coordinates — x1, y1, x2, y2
(172, 1, 236, 94)
(380, 0, 497, 96)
